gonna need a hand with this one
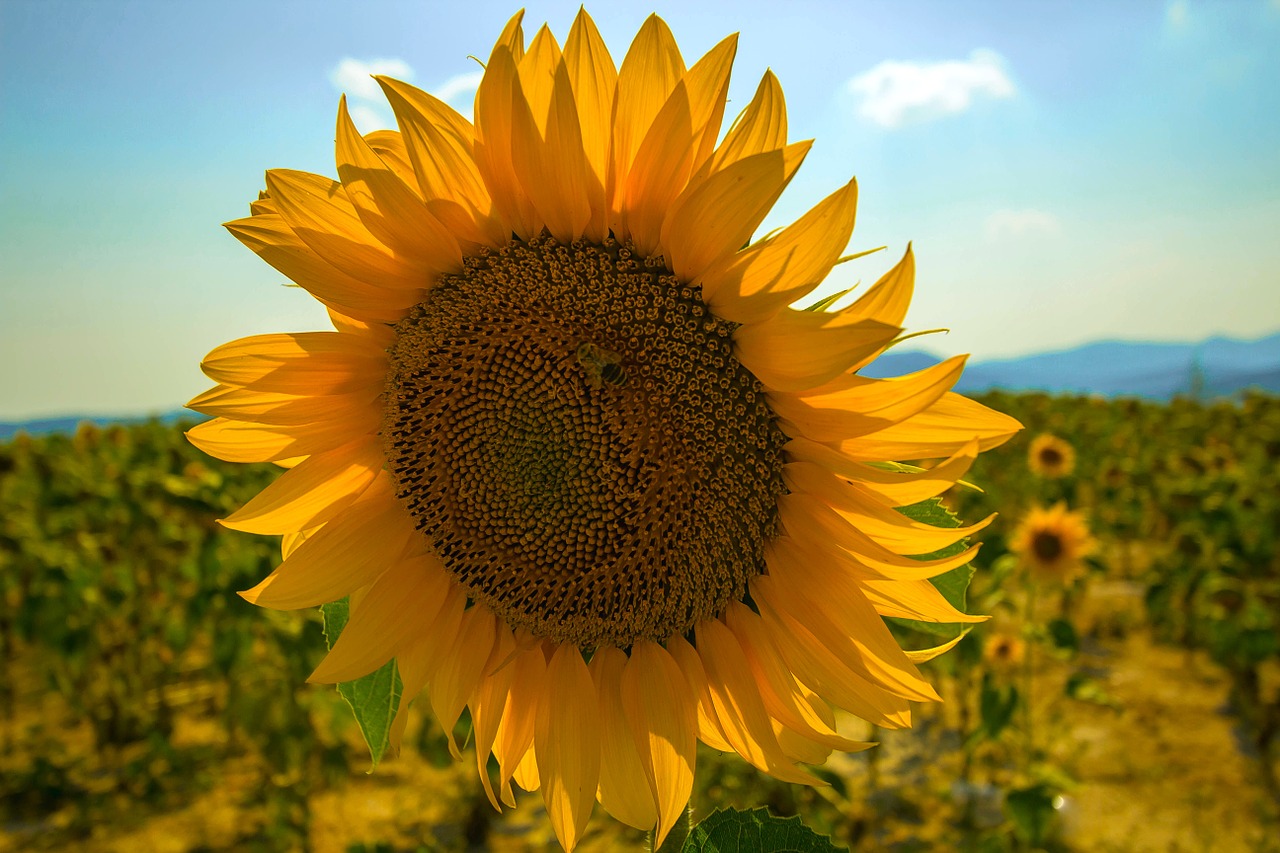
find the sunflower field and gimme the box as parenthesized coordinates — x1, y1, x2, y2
(1, 389, 1277, 852)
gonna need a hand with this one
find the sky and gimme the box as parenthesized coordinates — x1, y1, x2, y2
(1, 0, 1278, 420)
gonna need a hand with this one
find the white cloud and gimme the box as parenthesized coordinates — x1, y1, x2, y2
(329, 57, 415, 101)
(347, 103, 393, 133)
(847, 49, 1015, 128)
(433, 70, 484, 109)
(984, 209, 1062, 241)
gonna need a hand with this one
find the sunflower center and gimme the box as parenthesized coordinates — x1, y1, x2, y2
(1039, 447, 1062, 466)
(382, 233, 788, 649)
(1031, 530, 1064, 563)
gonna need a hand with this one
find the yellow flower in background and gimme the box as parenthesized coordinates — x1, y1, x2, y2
(982, 631, 1027, 672)
(1027, 433, 1075, 478)
(1009, 502, 1096, 583)
(187, 10, 1021, 850)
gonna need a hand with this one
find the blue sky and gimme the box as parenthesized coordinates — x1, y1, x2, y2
(1, 0, 1278, 419)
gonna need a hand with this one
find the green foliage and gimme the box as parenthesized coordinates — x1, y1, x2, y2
(0, 419, 349, 846)
(1003, 784, 1057, 846)
(973, 673, 1019, 743)
(3, 387, 1279, 848)
(682, 807, 846, 853)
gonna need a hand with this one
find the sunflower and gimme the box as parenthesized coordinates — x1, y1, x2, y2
(1008, 503, 1096, 583)
(1027, 433, 1075, 479)
(981, 631, 1026, 672)
(187, 10, 1021, 849)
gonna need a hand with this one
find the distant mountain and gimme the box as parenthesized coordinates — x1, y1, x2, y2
(863, 332, 1280, 400)
(3, 333, 1277, 440)
(0, 411, 194, 442)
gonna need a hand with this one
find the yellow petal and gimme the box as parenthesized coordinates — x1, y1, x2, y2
(775, 720, 834, 766)
(429, 607, 498, 757)
(513, 748, 540, 793)
(281, 526, 317, 559)
(784, 436, 980, 507)
(752, 575, 912, 728)
(903, 632, 970, 663)
(186, 409, 378, 464)
(536, 644, 600, 853)
(186, 382, 379, 426)
(735, 309, 900, 393)
(784, 457, 991, 547)
(835, 392, 1024, 461)
(702, 178, 859, 324)
(375, 76, 507, 249)
(695, 619, 821, 786)
(621, 641, 696, 848)
(224, 214, 418, 322)
(335, 96, 463, 273)
(200, 331, 386, 394)
(777, 492, 982, 580)
(220, 437, 383, 534)
(511, 58, 593, 242)
(325, 307, 396, 347)
(362, 129, 418, 189)
(723, 601, 870, 752)
(770, 355, 967, 441)
(264, 169, 427, 290)
(240, 481, 412, 610)
(861, 576, 987, 625)
(388, 636, 429, 755)
(665, 635, 734, 753)
(494, 645, 547, 806)
(623, 34, 738, 254)
(469, 633, 520, 810)
(841, 245, 915, 366)
(474, 45, 542, 239)
(608, 14, 686, 227)
(764, 537, 939, 702)
(307, 550, 451, 683)
(662, 141, 810, 284)
(590, 647, 659, 831)
(703, 70, 788, 176)
(493, 8, 527, 64)
(562, 8, 616, 240)
(388, 587, 469, 754)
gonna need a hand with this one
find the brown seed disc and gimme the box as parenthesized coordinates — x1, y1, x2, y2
(382, 233, 787, 649)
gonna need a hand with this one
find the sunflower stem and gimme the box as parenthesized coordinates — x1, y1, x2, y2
(1022, 582, 1039, 769)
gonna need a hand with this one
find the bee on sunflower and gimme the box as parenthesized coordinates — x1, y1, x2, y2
(188, 9, 1021, 849)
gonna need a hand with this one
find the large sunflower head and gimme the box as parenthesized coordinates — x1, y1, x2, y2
(188, 10, 1021, 850)
(1027, 433, 1075, 479)
(1009, 502, 1096, 583)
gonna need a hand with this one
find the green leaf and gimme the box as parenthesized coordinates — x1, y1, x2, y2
(1047, 617, 1079, 653)
(682, 807, 846, 853)
(1065, 672, 1121, 710)
(1004, 784, 1057, 845)
(886, 497, 976, 638)
(976, 672, 1019, 741)
(320, 598, 402, 767)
